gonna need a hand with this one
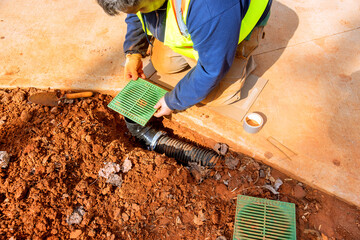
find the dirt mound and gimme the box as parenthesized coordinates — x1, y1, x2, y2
(0, 88, 359, 239)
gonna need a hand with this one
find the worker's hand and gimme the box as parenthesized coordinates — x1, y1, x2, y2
(124, 53, 146, 81)
(154, 97, 173, 117)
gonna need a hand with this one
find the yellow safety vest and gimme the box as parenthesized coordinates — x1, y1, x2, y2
(137, 0, 269, 60)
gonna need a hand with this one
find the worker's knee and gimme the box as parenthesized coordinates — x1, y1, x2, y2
(151, 39, 190, 74)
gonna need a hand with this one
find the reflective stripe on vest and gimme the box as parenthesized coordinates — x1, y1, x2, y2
(137, 0, 269, 60)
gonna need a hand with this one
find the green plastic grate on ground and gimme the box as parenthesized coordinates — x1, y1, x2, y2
(107, 78, 168, 126)
(233, 195, 296, 240)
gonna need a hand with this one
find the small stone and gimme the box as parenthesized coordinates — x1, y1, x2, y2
(252, 162, 260, 170)
(214, 172, 222, 181)
(190, 167, 203, 183)
(14, 182, 28, 200)
(193, 210, 206, 226)
(98, 162, 121, 179)
(122, 157, 132, 173)
(213, 143, 229, 155)
(132, 203, 140, 212)
(294, 185, 307, 199)
(122, 213, 129, 222)
(259, 169, 266, 178)
(274, 178, 283, 191)
(20, 111, 32, 122)
(193, 215, 203, 225)
(176, 216, 182, 225)
(85, 135, 92, 143)
(113, 208, 121, 220)
(88, 229, 96, 237)
(14, 92, 26, 102)
(70, 229, 82, 239)
(225, 156, 239, 169)
(62, 193, 69, 199)
(0, 151, 10, 168)
(106, 173, 122, 187)
(50, 107, 59, 114)
(1, 94, 11, 103)
(63, 99, 74, 104)
(67, 206, 85, 225)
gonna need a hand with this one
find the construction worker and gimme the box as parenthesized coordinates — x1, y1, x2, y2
(97, 0, 272, 117)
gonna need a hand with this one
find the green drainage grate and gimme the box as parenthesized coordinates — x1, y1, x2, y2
(233, 195, 296, 240)
(108, 78, 168, 126)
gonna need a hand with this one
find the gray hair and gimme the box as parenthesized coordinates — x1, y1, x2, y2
(97, 0, 141, 15)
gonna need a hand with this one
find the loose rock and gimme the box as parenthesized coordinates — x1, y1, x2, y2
(214, 172, 222, 181)
(99, 162, 121, 179)
(0, 151, 10, 168)
(122, 213, 129, 222)
(225, 156, 239, 169)
(14, 180, 28, 200)
(67, 206, 85, 225)
(274, 178, 283, 191)
(122, 157, 132, 173)
(294, 185, 307, 199)
(194, 210, 206, 225)
(259, 169, 266, 178)
(13, 92, 26, 102)
(176, 216, 182, 225)
(88, 229, 96, 237)
(106, 173, 122, 187)
(213, 143, 229, 155)
(70, 229, 82, 239)
(20, 110, 32, 122)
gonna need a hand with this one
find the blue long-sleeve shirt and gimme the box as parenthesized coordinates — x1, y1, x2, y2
(124, 0, 271, 110)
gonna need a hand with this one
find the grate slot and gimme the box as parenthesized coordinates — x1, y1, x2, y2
(108, 78, 167, 126)
(233, 195, 296, 240)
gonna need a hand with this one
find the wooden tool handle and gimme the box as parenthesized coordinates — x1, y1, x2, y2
(65, 92, 93, 99)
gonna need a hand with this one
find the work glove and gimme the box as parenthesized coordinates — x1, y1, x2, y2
(124, 53, 146, 81)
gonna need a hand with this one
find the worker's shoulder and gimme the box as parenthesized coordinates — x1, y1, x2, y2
(194, 0, 241, 15)
(188, 0, 242, 28)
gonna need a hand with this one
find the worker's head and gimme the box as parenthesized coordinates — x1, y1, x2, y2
(97, 0, 166, 15)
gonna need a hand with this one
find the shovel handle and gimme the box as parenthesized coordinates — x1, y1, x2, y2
(65, 92, 93, 99)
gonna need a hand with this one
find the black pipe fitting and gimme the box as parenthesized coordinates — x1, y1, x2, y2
(124, 118, 165, 151)
(124, 118, 222, 167)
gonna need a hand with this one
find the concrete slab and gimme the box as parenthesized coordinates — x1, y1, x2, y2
(0, 0, 127, 91)
(257, 0, 360, 54)
(1, 0, 360, 206)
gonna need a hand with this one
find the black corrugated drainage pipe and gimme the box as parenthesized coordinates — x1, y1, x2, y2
(125, 118, 222, 167)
